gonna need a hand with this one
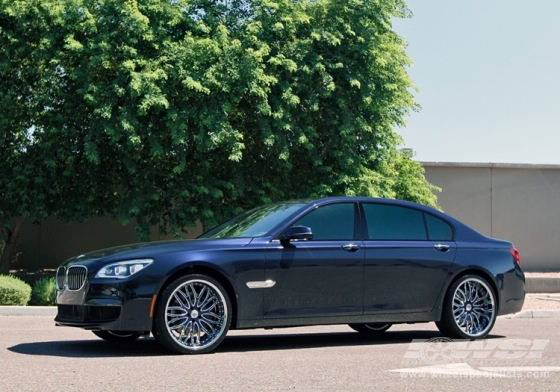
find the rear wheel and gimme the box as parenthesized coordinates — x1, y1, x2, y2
(436, 275, 496, 339)
(349, 323, 392, 334)
(153, 274, 232, 354)
(92, 330, 141, 342)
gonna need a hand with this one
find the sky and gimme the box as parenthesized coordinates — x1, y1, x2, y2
(392, 0, 560, 164)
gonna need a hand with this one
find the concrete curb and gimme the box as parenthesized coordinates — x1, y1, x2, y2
(1, 306, 559, 318)
(505, 310, 560, 319)
(526, 277, 560, 293)
(0, 306, 57, 316)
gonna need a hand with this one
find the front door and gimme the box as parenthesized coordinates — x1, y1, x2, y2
(263, 203, 364, 318)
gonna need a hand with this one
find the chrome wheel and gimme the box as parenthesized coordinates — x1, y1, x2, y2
(452, 277, 495, 337)
(436, 275, 496, 339)
(154, 274, 231, 354)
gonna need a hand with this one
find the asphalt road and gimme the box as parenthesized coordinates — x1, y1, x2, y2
(1, 316, 559, 391)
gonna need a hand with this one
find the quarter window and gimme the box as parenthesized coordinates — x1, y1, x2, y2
(425, 214, 453, 241)
(291, 203, 355, 240)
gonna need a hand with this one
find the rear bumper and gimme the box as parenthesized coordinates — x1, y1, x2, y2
(497, 264, 525, 316)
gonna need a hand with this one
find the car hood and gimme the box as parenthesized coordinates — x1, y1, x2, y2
(63, 238, 255, 264)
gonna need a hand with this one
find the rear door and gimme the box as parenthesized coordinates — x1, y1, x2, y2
(361, 202, 457, 314)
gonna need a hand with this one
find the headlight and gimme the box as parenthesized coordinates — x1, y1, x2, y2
(95, 259, 153, 279)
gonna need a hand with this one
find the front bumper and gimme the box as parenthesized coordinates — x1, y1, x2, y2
(55, 299, 153, 332)
(55, 275, 156, 332)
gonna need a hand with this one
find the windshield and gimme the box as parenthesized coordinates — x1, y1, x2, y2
(199, 203, 307, 239)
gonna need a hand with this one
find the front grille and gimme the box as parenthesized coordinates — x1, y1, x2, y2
(66, 266, 88, 290)
(56, 267, 66, 290)
(57, 305, 121, 322)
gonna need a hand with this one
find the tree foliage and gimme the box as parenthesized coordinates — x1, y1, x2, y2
(0, 0, 438, 271)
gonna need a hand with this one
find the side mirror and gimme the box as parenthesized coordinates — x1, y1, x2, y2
(280, 226, 313, 245)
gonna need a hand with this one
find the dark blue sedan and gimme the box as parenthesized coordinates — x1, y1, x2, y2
(55, 197, 525, 354)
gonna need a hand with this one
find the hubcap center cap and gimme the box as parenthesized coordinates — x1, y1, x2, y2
(465, 303, 472, 312)
(191, 309, 199, 319)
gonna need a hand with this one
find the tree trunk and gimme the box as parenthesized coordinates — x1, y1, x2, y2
(0, 216, 26, 275)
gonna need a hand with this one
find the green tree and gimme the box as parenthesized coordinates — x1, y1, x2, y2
(0, 0, 437, 272)
(0, 0, 118, 273)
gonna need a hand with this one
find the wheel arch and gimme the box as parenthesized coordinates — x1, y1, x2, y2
(152, 264, 239, 330)
(442, 268, 500, 314)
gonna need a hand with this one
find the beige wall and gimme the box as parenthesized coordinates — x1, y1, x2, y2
(424, 163, 560, 271)
(13, 162, 560, 271)
(15, 216, 202, 270)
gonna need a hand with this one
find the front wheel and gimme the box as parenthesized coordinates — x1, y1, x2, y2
(153, 274, 232, 354)
(349, 323, 392, 334)
(92, 330, 141, 342)
(436, 275, 497, 339)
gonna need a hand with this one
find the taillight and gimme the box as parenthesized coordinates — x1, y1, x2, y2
(510, 247, 521, 265)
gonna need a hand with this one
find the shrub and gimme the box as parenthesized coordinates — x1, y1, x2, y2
(31, 277, 57, 306)
(0, 275, 32, 305)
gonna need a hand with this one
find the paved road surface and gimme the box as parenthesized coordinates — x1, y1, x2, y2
(1, 316, 559, 391)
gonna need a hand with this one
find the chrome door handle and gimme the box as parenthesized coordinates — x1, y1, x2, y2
(342, 243, 360, 252)
(434, 244, 450, 252)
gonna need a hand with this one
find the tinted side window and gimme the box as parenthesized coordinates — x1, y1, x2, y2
(363, 203, 427, 240)
(425, 214, 454, 241)
(292, 203, 355, 240)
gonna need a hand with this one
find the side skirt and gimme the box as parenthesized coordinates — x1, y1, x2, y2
(235, 308, 441, 330)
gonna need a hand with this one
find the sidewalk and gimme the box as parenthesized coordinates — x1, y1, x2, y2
(505, 273, 560, 318)
(506, 293, 560, 319)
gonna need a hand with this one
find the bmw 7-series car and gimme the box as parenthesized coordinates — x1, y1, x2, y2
(55, 197, 525, 354)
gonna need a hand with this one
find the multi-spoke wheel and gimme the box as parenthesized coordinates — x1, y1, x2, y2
(92, 330, 141, 342)
(153, 274, 232, 354)
(348, 323, 392, 334)
(436, 275, 496, 339)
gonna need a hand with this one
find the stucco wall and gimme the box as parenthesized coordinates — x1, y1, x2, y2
(423, 163, 560, 270)
(12, 162, 560, 271)
(15, 216, 202, 270)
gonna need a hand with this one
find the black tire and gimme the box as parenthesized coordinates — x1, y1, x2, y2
(153, 274, 232, 354)
(349, 323, 392, 334)
(92, 330, 141, 342)
(436, 274, 497, 339)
